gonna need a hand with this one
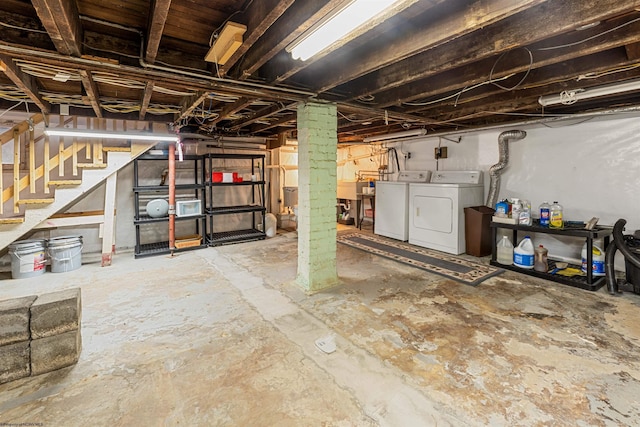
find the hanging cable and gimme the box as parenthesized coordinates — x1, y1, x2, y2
(537, 17, 640, 51)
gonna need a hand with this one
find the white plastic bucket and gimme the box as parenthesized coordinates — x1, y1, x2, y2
(47, 235, 83, 273)
(8, 239, 47, 279)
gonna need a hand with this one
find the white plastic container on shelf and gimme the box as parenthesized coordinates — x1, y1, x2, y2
(581, 244, 606, 276)
(513, 236, 535, 269)
(497, 235, 514, 265)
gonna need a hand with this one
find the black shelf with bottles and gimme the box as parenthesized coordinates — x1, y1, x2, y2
(133, 153, 207, 258)
(490, 219, 612, 291)
(204, 153, 266, 246)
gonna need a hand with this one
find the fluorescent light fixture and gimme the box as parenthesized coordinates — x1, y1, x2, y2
(286, 0, 400, 61)
(44, 128, 179, 142)
(363, 128, 426, 142)
(538, 78, 640, 107)
(205, 21, 247, 65)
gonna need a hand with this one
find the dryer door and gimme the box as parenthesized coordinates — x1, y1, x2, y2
(412, 195, 453, 233)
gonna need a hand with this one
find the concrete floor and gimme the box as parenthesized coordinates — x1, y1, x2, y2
(1, 228, 640, 426)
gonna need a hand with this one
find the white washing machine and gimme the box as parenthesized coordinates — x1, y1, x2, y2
(374, 171, 431, 241)
(409, 171, 484, 255)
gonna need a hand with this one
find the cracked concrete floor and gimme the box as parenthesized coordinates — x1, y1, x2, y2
(1, 229, 640, 426)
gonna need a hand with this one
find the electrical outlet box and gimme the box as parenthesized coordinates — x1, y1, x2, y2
(434, 147, 448, 159)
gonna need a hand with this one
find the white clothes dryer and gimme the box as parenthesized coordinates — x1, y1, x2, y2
(408, 171, 484, 255)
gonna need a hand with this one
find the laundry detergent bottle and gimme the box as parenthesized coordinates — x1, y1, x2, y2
(581, 244, 606, 276)
(513, 236, 535, 269)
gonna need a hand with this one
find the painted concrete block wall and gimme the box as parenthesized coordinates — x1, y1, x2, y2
(296, 102, 339, 292)
(361, 113, 640, 266)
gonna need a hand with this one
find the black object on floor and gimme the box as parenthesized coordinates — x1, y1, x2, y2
(337, 232, 503, 286)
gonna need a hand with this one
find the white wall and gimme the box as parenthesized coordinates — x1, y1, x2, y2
(340, 113, 640, 266)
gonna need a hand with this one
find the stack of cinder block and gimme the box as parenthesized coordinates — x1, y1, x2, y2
(0, 288, 82, 384)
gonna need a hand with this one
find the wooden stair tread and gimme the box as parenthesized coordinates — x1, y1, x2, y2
(0, 217, 25, 224)
(49, 180, 83, 186)
(102, 146, 131, 152)
(77, 163, 107, 168)
(16, 198, 55, 205)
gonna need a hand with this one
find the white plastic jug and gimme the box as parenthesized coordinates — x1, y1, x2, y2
(497, 235, 514, 265)
(581, 244, 605, 276)
(514, 236, 535, 269)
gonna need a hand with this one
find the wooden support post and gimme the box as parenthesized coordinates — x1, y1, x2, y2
(102, 171, 117, 266)
(13, 129, 20, 213)
(44, 133, 50, 194)
(29, 128, 35, 193)
(58, 135, 65, 176)
(97, 118, 104, 163)
(85, 117, 92, 160)
(72, 116, 78, 176)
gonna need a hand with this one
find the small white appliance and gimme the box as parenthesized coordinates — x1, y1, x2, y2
(374, 171, 431, 241)
(409, 171, 483, 254)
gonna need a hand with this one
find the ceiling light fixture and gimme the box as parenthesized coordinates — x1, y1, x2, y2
(205, 21, 247, 65)
(363, 128, 426, 143)
(538, 78, 640, 107)
(286, 0, 400, 61)
(44, 128, 179, 142)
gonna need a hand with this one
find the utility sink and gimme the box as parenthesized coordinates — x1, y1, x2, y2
(337, 181, 367, 199)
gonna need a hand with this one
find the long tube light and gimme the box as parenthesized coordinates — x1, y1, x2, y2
(538, 78, 640, 107)
(286, 0, 400, 61)
(44, 128, 179, 142)
(363, 128, 426, 143)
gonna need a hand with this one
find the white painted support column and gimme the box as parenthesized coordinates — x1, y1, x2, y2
(296, 101, 338, 292)
(101, 171, 117, 266)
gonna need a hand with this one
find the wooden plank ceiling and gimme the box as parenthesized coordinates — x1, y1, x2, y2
(1, 0, 640, 144)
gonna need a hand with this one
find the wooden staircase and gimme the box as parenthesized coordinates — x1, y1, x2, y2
(0, 114, 158, 256)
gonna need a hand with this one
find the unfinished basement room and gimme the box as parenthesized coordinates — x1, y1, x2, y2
(1, 0, 640, 425)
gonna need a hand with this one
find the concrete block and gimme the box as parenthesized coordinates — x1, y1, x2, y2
(30, 288, 81, 339)
(0, 295, 37, 346)
(31, 329, 82, 375)
(0, 341, 30, 384)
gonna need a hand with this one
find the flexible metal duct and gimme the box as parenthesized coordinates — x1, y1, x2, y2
(486, 130, 527, 207)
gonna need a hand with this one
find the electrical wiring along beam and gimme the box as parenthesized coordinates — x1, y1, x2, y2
(0, 43, 317, 102)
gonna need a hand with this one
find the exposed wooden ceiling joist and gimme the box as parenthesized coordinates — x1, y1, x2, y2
(145, 0, 172, 64)
(227, 0, 349, 80)
(78, 69, 102, 118)
(210, 97, 253, 125)
(0, 55, 50, 114)
(139, 80, 155, 120)
(342, 0, 640, 106)
(219, 0, 295, 74)
(292, 0, 548, 92)
(30, 0, 82, 57)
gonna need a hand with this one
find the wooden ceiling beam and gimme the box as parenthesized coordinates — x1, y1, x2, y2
(78, 70, 102, 118)
(139, 80, 155, 120)
(375, 16, 640, 111)
(414, 50, 640, 118)
(210, 97, 254, 125)
(219, 0, 295, 75)
(145, 0, 172, 64)
(0, 55, 50, 114)
(250, 113, 297, 133)
(228, 0, 346, 80)
(31, 0, 82, 56)
(176, 91, 210, 124)
(227, 102, 294, 130)
(278, 0, 542, 88)
(338, 0, 640, 104)
(264, 0, 428, 84)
